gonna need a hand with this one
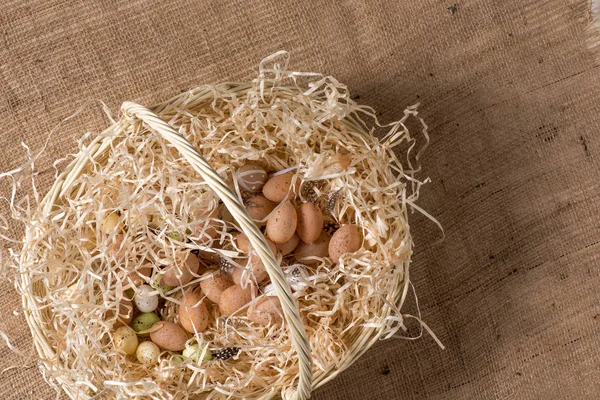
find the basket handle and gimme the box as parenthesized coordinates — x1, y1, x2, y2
(121, 102, 313, 400)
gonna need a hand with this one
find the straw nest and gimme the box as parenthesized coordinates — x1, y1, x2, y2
(9, 52, 433, 399)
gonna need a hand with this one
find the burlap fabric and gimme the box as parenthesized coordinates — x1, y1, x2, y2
(1, 1, 599, 399)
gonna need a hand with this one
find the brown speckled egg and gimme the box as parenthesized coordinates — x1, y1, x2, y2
(244, 195, 277, 227)
(219, 284, 254, 316)
(178, 291, 210, 333)
(236, 232, 251, 253)
(237, 164, 268, 192)
(200, 272, 234, 303)
(262, 172, 298, 202)
(150, 321, 188, 351)
(295, 231, 331, 265)
(328, 224, 362, 263)
(246, 238, 278, 283)
(296, 202, 323, 244)
(248, 296, 283, 326)
(162, 253, 201, 287)
(277, 232, 300, 256)
(266, 201, 297, 244)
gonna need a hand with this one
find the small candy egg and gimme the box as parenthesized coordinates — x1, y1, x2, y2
(328, 224, 362, 263)
(136, 341, 160, 365)
(132, 312, 161, 332)
(295, 231, 331, 265)
(114, 326, 138, 355)
(178, 291, 210, 333)
(266, 201, 297, 244)
(150, 274, 174, 294)
(219, 284, 254, 316)
(248, 296, 284, 326)
(277, 232, 300, 256)
(244, 195, 276, 227)
(162, 253, 201, 287)
(200, 272, 234, 303)
(134, 284, 159, 313)
(263, 172, 298, 202)
(150, 321, 188, 351)
(237, 164, 268, 193)
(182, 342, 213, 362)
(296, 202, 324, 244)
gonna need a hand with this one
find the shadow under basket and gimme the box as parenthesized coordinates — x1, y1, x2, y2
(17, 54, 427, 400)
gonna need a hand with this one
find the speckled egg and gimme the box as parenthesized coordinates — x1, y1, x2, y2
(246, 238, 278, 283)
(248, 296, 283, 326)
(244, 195, 276, 227)
(183, 342, 213, 362)
(178, 291, 210, 333)
(263, 172, 298, 202)
(136, 341, 161, 365)
(266, 201, 297, 244)
(132, 312, 161, 332)
(162, 253, 201, 287)
(277, 232, 300, 256)
(150, 321, 188, 351)
(328, 224, 362, 263)
(200, 272, 234, 303)
(296, 202, 323, 244)
(237, 164, 268, 192)
(134, 284, 159, 313)
(236, 232, 251, 253)
(295, 231, 331, 265)
(219, 284, 254, 317)
(114, 325, 138, 355)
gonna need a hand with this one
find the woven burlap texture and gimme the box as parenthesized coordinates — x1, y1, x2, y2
(1, 1, 599, 399)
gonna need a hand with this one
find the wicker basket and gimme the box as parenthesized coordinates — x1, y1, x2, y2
(18, 54, 421, 399)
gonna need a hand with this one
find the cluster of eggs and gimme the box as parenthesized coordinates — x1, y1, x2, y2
(110, 161, 363, 366)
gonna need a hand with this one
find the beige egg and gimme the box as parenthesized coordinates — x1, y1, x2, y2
(328, 224, 362, 263)
(262, 172, 298, 202)
(237, 164, 268, 192)
(244, 195, 276, 227)
(150, 321, 188, 351)
(219, 284, 254, 316)
(248, 296, 284, 326)
(266, 201, 298, 244)
(162, 253, 201, 287)
(136, 341, 160, 365)
(277, 232, 300, 256)
(236, 232, 251, 253)
(114, 326, 138, 355)
(295, 231, 331, 265)
(178, 291, 210, 333)
(296, 202, 324, 244)
(200, 272, 234, 303)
